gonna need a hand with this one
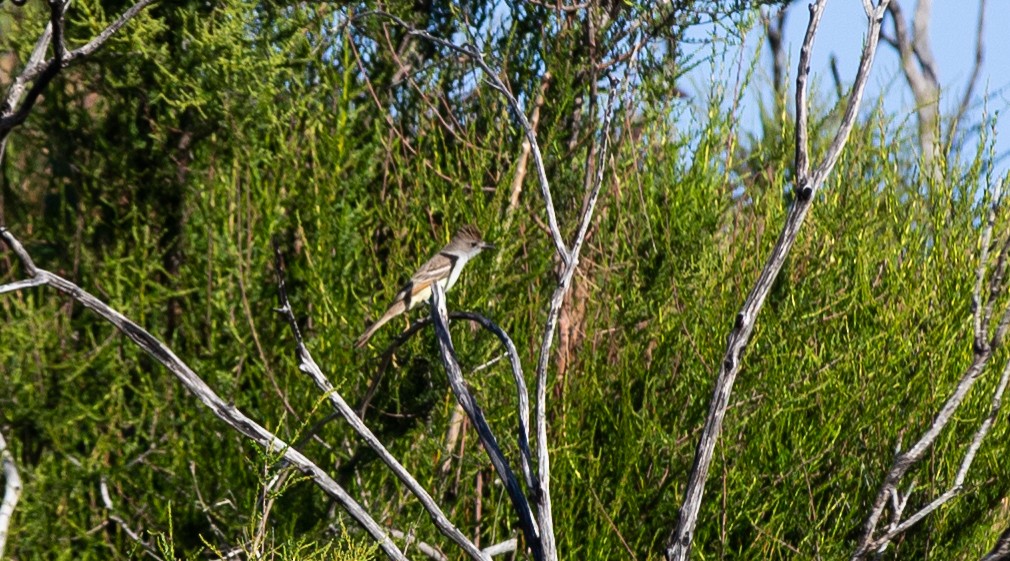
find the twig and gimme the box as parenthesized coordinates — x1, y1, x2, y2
(666, 2, 890, 559)
(99, 477, 165, 561)
(0, 431, 22, 560)
(383, 528, 515, 561)
(386, 527, 449, 561)
(0, 227, 406, 561)
(481, 538, 517, 557)
(947, 0, 987, 150)
(364, 11, 571, 265)
(589, 487, 637, 561)
(0, 0, 156, 140)
(270, 240, 488, 561)
(429, 283, 543, 561)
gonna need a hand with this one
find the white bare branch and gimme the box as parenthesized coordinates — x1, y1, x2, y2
(666, 2, 891, 559)
(851, 180, 1010, 559)
(0, 0, 156, 153)
(0, 227, 408, 561)
(0, 431, 23, 560)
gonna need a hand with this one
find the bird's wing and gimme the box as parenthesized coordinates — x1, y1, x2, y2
(409, 252, 456, 292)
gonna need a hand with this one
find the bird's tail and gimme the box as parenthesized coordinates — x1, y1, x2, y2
(354, 301, 405, 349)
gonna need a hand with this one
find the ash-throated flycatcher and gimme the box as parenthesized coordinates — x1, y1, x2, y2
(354, 225, 493, 348)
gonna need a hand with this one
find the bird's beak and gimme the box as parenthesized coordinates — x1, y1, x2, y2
(482, 241, 496, 250)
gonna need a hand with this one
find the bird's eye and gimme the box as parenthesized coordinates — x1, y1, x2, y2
(472, 242, 478, 247)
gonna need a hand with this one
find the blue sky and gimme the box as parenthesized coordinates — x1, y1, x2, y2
(686, 1, 1010, 178)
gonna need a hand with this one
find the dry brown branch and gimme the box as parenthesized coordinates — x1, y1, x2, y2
(666, 2, 891, 559)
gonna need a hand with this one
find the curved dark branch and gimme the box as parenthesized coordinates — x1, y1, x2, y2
(430, 284, 543, 561)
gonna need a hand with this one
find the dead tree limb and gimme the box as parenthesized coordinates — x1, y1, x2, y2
(665, 2, 890, 559)
(429, 283, 543, 561)
(0, 227, 407, 561)
(850, 179, 1010, 559)
(0, 0, 157, 162)
(0, 431, 22, 560)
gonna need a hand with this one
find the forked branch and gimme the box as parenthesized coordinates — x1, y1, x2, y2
(0, 0, 157, 159)
(851, 179, 1010, 559)
(430, 283, 543, 561)
(666, 2, 890, 559)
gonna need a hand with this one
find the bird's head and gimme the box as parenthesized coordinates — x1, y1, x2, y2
(450, 224, 494, 256)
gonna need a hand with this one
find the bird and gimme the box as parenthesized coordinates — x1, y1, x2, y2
(354, 224, 493, 349)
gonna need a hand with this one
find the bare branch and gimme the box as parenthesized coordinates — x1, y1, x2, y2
(2, 6, 55, 115)
(63, 0, 156, 64)
(99, 477, 166, 561)
(354, 309, 536, 497)
(429, 283, 543, 561)
(792, 1, 826, 180)
(481, 539, 517, 557)
(851, 178, 1010, 558)
(857, 350, 1010, 556)
(270, 241, 489, 561)
(532, 62, 632, 561)
(451, 312, 536, 495)
(386, 528, 448, 561)
(383, 529, 514, 561)
(0, 0, 156, 153)
(0, 228, 407, 561)
(948, 0, 987, 150)
(0, 431, 22, 560)
(366, 11, 571, 265)
(666, 2, 891, 559)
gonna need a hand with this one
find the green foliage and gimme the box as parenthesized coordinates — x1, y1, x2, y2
(1, 0, 1009, 560)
